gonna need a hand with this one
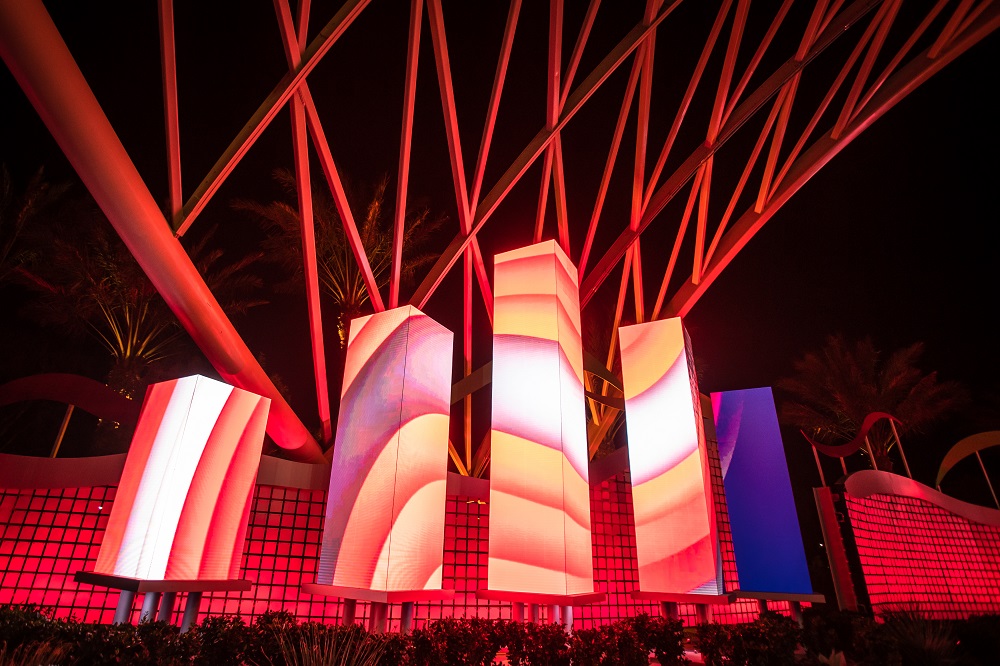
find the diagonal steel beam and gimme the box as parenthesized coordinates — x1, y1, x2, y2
(0, 0, 324, 462)
(175, 0, 371, 237)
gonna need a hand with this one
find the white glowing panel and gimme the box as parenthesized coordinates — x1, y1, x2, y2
(619, 318, 722, 595)
(488, 240, 595, 596)
(95, 375, 270, 580)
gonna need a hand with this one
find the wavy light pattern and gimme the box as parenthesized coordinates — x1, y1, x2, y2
(712, 387, 812, 594)
(94, 375, 269, 581)
(488, 240, 594, 596)
(317, 305, 453, 593)
(619, 318, 722, 595)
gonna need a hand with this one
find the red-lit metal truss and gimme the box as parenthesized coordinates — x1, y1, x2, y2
(1, 0, 997, 469)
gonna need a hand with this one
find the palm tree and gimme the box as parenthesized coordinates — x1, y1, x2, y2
(234, 168, 445, 347)
(0, 165, 69, 283)
(12, 183, 269, 400)
(776, 334, 968, 472)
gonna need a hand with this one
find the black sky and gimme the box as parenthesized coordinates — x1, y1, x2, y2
(2, 1, 999, 513)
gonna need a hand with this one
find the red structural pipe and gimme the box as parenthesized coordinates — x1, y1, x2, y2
(0, 0, 324, 463)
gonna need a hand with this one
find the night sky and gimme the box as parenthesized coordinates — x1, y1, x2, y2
(2, 0, 999, 536)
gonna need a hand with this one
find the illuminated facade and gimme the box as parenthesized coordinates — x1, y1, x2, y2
(487, 240, 595, 598)
(619, 318, 723, 597)
(93, 375, 269, 582)
(315, 306, 453, 596)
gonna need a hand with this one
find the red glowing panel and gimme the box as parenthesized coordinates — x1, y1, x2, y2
(488, 240, 594, 596)
(619, 318, 722, 595)
(94, 375, 269, 581)
(317, 305, 453, 592)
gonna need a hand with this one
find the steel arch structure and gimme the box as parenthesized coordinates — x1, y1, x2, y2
(1, 0, 997, 468)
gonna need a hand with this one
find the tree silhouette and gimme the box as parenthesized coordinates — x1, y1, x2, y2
(776, 334, 968, 472)
(234, 168, 445, 347)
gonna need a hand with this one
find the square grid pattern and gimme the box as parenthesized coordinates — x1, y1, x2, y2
(0, 486, 117, 623)
(845, 492, 1000, 619)
(1, 475, 797, 628)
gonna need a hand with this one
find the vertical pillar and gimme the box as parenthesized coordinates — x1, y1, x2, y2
(546, 604, 559, 624)
(400, 602, 415, 634)
(528, 604, 539, 623)
(157, 591, 177, 623)
(140, 592, 161, 622)
(660, 601, 679, 620)
(341, 598, 357, 625)
(757, 598, 769, 614)
(114, 590, 135, 624)
(511, 602, 524, 622)
(180, 591, 202, 633)
(560, 605, 573, 632)
(790, 601, 804, 628)
(695, 604, 712, 624)
(368, 602, 388, 633)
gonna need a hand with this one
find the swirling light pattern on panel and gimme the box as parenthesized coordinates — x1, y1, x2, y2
(711, 387, 812, 594)
(94, 375, 269, 581)
(488, 240, 594, 596)
(317, 305, 453, 593)
(619, 318, 722, 596)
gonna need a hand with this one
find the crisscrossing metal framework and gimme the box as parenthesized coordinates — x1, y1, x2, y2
(1, 0, 996, 468)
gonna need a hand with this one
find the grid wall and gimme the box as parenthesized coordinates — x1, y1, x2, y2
(845, 491, 1000, 619)
(1, 478, 794, 628)
(0, 486, 117, 623)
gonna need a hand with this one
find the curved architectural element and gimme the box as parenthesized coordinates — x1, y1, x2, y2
(0, 374, 142, 428)
(936, 431, 1000, 488)
(842, 470, 1000, 618)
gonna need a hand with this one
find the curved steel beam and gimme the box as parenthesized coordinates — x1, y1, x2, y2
(0, 0, 324, 462)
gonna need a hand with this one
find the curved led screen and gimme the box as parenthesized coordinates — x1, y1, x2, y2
(711, 387, 812, 594)
(619, 318, 722, 596)
(317, 305, 453, 593)
(488, 240, 594, 596)
(94, 375, 269, 581)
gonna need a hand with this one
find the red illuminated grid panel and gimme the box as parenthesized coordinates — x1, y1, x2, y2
(0, 486, 117, 623)
(845, 492, 1000, 619)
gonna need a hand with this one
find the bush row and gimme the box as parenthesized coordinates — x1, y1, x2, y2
(3, 604, 999, 665)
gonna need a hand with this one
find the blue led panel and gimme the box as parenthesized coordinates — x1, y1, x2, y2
(711, 387, 812, 594)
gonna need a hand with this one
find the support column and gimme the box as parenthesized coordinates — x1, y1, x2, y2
(528, 604, 539, 623)
(511, 602, 524, 622)
(790, 601, 804, 628)
(660, 601, 679, 620)
(560, 605, 573, 632)
(140, 592, 161, 623)
(113, 590, 135, 624)
(368, 602, 388, 633)
(341, 598, 357, 625)
(695, 604, 712, 625)
(400, 602, 415, 634)
(546, 604, 559, 625)
(180, 591, 202, 633)
(757, 598, 769, 614)
(157, 592, 177, 623)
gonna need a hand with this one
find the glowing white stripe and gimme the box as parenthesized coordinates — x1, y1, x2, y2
(117, 376, 233, 579)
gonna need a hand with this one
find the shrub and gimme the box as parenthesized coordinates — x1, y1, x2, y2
(409, 617, 503, 666)
(695, 623, 727, 666)
(955, 614, 1000, 666)
(270, 621, 385, 666)
(191, 614, 251, 666)
(248, 610, 298, 666)
(725, 612, 801, 666)
(627, 614, 686, 665)
(0, 605, 57, 647)
(503, 619, 571, 666)
(0, 639, 70, 666)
